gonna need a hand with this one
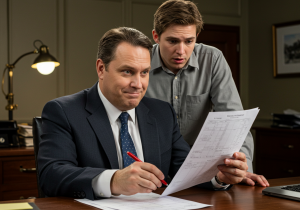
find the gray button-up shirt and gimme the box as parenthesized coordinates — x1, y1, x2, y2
(145, 43, 254, 173)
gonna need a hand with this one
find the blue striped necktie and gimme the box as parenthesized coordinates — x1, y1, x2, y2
(119, 112, 138, 168)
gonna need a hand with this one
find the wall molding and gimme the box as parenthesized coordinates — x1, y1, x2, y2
(57, 0, 66, 97)
(194, 0, 241, 18)
(0, 0, 8, 120)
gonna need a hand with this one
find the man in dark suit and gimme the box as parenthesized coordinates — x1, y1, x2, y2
(38, 27, 248, 200)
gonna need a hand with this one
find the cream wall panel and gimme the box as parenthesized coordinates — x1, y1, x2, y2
(65, 0, 123, 95)
(131, 1, 163, 40)
(0, 0, 58, 122)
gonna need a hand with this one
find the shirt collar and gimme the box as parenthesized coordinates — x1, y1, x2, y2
(150, 43, 199, 72)
(97, 83, 136, 125)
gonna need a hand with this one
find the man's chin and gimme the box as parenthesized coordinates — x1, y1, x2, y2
(122, 99, 142, 110)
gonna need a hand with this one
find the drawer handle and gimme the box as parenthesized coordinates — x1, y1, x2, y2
(20, 166, 36, 172)
(283, 145, 294, 149)
(20, 196, 36, 199)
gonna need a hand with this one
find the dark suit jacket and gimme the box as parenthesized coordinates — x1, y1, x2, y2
(38, 83, 225, 200)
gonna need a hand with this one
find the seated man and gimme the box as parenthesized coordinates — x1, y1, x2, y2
(38, 27, 248, 200)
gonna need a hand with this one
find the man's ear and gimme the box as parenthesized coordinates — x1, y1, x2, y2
(96, 59, 106, 80)
(196, 33, 199, 38)
(152, 30, 160, 44)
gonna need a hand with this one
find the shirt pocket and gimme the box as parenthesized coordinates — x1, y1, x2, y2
(186, 92, 211, 121)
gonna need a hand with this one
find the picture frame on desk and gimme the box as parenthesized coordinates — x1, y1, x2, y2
(273, 20, 300, 77)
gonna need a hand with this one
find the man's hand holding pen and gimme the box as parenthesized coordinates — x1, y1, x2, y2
(111, 161, 164, 195)
(111, 152, 167, 196)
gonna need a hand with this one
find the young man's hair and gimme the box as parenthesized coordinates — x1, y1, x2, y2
(97, 27, 152, 69)
(154, 0, 203, 37)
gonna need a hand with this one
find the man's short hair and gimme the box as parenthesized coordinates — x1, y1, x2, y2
(154, 0, 204, 37)
(97, 27, 153, 69)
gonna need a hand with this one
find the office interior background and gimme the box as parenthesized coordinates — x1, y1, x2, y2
(0, 0, 300, 127)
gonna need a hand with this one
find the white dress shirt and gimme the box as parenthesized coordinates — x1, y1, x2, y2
(92, 84, 228, 198)
(92, 84, 144, 198)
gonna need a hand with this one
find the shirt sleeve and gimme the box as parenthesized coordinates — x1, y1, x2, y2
(211, 176, 230, 189)
(210, 50, 254, 173)
(92, 170, 118, 198)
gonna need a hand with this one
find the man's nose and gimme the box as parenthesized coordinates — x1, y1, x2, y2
(176, 42, 185, 55)
(131, 75, 143, 89)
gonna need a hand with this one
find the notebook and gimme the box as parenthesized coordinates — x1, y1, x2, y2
(262, 183, 300, 201)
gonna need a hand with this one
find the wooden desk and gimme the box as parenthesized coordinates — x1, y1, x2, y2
(0, 147, 38, 201)
(1, 177, 299, 209)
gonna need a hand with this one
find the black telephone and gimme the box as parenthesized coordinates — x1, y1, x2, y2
(0, 120, 20, 147)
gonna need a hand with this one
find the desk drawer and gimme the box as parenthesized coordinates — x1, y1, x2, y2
(3, 159, 37, 184)
(256, 159, 300, 179)
(256, 133, 300, 161)
(2, 189, 38, 201)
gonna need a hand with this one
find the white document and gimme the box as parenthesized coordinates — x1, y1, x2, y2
(76, 193, 211, 210)
(75, 198, 116, 210)
(162, 108, 260, 196)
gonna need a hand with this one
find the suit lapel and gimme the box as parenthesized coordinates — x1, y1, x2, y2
(85, 83, 119, 169)
(136, 100, 161, 169)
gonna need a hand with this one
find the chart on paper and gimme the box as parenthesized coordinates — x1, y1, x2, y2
(162, 108, 260, 196)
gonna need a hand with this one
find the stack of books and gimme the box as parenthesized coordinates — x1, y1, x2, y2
(272, 109, 300, 129)
(18, 124, 33, 146)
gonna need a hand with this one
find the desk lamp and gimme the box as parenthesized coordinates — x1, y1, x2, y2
(1, 40, 60, 120)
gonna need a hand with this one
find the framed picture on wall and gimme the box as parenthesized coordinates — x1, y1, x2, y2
(273, 20, 300, 77)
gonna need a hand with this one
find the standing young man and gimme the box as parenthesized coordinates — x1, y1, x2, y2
(146, 0, 269, 187)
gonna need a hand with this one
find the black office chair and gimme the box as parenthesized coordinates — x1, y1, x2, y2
(32, 117, 46, 198)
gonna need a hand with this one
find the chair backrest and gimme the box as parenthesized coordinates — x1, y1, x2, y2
(32, 117, 46, 198)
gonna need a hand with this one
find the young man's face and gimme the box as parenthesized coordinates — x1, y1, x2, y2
(97, 42, 151, 111)
(153, 24, 197, 74)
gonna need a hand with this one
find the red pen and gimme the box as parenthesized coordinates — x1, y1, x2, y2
(127, 151, 168, 186)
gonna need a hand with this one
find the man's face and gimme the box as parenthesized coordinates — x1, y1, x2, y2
(152, 24, 197, 74)
(97, 42, 151, 111)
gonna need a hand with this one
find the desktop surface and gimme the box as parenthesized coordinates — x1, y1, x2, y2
(1, 177, 300, 210)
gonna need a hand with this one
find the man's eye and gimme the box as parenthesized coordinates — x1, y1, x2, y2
(124, 70, 131, 74)
(169, 40, 177, 44)
(141, 71, 148, 75)
(186, 40, 193, 44)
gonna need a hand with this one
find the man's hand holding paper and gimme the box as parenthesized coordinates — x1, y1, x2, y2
(217, 151, 269, 187)
(217, 152, 248, 185)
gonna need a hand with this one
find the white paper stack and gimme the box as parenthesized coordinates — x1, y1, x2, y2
(76, 193, 211, 210)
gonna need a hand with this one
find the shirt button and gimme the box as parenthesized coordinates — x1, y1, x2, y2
(177, 115, 178, 118)
(175, 76, 177, 79)
(175, 96, 178, 99)
(100, 193, 104, 196)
